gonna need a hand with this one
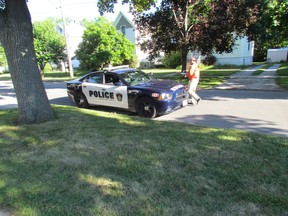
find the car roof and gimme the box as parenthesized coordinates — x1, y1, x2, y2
(83, 68, 140, 78)
(110, 68, 138, 74)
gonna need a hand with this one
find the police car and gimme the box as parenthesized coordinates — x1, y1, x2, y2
(67, 67, 188, 118)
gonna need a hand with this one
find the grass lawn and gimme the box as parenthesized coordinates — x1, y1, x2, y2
(144, 67, 243, 89)
(276, 63, 288, 89)
(0, 106, 288, 215)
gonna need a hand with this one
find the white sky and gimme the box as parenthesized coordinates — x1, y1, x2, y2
(27, 0, 132, 23)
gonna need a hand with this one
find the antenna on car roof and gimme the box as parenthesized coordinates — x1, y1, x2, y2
(103, 65, 130, 72)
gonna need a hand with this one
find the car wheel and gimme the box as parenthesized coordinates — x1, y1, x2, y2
(74, 93, 89, 108)
(136, 97, 157, 119)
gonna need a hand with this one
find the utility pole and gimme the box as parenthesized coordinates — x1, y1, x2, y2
(59, 0, 74, 78)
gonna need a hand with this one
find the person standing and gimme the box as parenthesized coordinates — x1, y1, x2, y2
(187, 57, 201, 104)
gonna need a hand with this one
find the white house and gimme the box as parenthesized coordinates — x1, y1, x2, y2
(214, 37, 254, 65)
(267, 48, 288, 62)
(187, 36, 254, 66)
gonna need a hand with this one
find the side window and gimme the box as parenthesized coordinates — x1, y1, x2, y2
(104, 73, 120, 85)
(86, 73, 103, 84)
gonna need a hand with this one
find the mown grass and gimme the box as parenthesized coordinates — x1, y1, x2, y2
(42, 70, 88, 81)
(276, 62, 288, 89)
(0, 106, 288, 215)
(145, 67, 242, 89)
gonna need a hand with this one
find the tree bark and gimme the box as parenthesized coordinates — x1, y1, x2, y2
(181, 46, 188, 72)
(0, 0, 55, 124)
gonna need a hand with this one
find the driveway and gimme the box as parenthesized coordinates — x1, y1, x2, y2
(1, 64, 287, 137)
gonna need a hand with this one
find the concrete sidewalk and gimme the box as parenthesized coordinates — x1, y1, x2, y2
(215, 64, 282, 91)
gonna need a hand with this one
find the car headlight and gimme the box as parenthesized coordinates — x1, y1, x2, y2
(158, 93, 173, 101)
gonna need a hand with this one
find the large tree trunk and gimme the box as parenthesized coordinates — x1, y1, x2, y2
(0, 0, 55, 124)
(181, 46, 188, 72)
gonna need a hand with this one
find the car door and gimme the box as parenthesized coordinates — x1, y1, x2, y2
(82, 72, 128, 109)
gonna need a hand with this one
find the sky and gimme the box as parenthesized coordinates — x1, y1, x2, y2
(27, 0, 132, 23)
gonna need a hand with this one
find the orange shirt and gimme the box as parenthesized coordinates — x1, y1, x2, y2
(188, 63, 200, 80)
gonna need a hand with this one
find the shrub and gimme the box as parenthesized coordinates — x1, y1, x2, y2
(203, 55, 217, 65)
(129, 55, 139, 68)
(163, 51, 182, 68)
(44, 63, 53, 72)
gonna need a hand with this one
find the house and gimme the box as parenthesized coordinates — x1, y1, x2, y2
(267, 48, 288, 62)
(114, 11, 153, 68)
(213, 37, 254, 65)
(188, 36, 254, 66)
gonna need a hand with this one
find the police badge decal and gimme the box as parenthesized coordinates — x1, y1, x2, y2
(116, 93, 123, 102)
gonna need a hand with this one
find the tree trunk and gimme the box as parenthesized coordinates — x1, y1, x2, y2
(0, 0, 55, 124)
(181, 46, 188, 72)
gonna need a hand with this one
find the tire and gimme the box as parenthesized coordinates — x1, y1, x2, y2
(74, 92, 89, 108)
(136, 97, 157, 119)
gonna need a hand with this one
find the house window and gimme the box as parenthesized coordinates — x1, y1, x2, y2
(248, 42, 250, 51)
(121, 25, 126, 35)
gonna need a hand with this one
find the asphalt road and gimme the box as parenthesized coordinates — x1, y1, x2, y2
(0, 80, 288, 137)
(158, 89, 288, 137)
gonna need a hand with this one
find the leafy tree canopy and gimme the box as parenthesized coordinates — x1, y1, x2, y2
(33, 18, 65, 71)
(96, 0, 260, 71)
(97, 0, 157, 14)
(76, 17, 135, 71)
(134, 0, 260, 70)
(249, 0, 288, 61)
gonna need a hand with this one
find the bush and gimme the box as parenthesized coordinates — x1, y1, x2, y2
(44, 63, 53, 72)
(129, 55, 139, 68)
(163, 51, 182, 69)
(203, 55, 217, 65)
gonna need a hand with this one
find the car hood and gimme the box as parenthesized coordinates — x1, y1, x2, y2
(135, 79, 186, 92)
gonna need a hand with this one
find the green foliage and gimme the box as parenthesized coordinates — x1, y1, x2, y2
(97, 0, 156, 14)
(76, 17, 135, 71)
(134, 0, 260, 71)
(129, 54, 139, 68)
(162, 51, 181, 68)
(276, 62, 288, 89)
(0, 44, 7, 66)
(33, 18, 65, 71)
(250, 0, 288, 61)
(203, 55, 217, 65)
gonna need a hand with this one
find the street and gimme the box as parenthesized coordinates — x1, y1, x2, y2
(158, 89, 288, 137)
(1, 80, 288, 137)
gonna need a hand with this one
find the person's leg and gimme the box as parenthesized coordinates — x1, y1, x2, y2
(188, 80, 194, 103)
(190, 79, 201, 104)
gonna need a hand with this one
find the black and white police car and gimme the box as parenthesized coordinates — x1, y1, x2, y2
(67, 67, 188, 118)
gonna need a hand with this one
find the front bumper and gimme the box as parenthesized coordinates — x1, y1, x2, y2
(156, 98, 188, 116)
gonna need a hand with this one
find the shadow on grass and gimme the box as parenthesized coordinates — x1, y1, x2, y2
(0, 107, 287, 215)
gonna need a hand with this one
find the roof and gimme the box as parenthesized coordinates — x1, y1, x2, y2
(113, 11, 135, 29)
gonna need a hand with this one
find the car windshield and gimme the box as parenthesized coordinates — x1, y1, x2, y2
(120, 71, 153, 86)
